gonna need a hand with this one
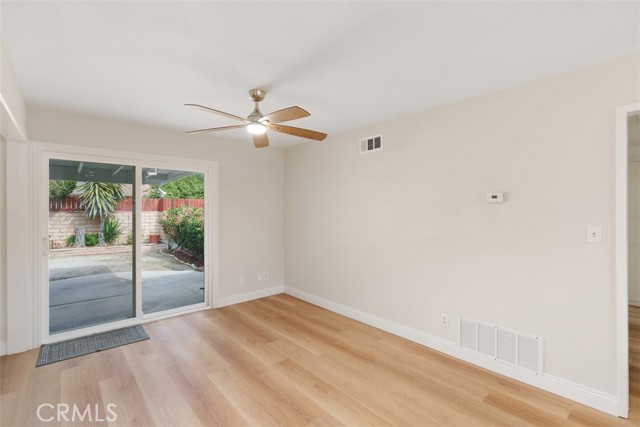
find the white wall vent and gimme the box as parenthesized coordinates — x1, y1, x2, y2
(360, 134, 382, 153)
(459, 318, 476, 350)
(458, 316, 543, 375)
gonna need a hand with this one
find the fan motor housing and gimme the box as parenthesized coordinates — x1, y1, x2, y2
(247, 89, 266, 121)
(248, 89, 266, 102)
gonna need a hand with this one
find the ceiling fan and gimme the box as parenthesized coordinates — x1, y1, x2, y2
(185, 89, 327, 148)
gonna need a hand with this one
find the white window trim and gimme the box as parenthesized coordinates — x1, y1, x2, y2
(35, 141, 219, 345)
(615, 103, 640, 418)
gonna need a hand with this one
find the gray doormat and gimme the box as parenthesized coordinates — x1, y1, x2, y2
(36, 324, 149, 367)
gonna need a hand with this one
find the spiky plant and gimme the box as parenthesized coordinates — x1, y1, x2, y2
(102, 218, 123, 245)
(77, 182, 124, 246)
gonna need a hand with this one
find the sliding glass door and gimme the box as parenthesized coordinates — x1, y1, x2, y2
(141, 167, 205, 314)
(48, 159, 135, 333)
(45, 155, 210, 338)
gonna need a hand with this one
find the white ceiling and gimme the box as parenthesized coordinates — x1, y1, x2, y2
(1, 1, 639, 148)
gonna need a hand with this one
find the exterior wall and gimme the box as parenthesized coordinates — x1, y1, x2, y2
(47, 196, 202, 246)
(138, 211, 163, 241)
(48, 212, 99, 247)
(48, 211, 165, 246)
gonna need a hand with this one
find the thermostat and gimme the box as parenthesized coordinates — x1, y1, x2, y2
(486, 192, 504, 203)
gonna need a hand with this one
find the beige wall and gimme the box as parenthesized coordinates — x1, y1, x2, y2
(0, 34, 27, 351)
(6, 140, 35, 353)
(285, 54, 640, 396)
(0, 38, 26, 140)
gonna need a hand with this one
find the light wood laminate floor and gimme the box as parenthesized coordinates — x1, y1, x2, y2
(1, 296, 639, 426)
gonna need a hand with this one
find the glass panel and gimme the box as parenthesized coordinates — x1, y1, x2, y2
(141, 168, 205, 314)
(48, 159, 135, 333)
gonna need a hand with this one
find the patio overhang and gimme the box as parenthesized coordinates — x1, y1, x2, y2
(49, 159, 193, 186)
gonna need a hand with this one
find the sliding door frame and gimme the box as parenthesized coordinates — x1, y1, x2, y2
(37, 142, 219, 345)
(615, 103, 640, 418)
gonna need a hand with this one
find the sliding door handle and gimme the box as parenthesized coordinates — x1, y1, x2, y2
(42, 237, 50, 256)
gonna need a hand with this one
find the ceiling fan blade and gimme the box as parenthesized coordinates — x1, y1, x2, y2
(186, 124, 246, 134)
(185, 103, 248, 123)
(268, 124, 327, 141)
(252, 133, 269, 148)
(260, 106, 310, 124)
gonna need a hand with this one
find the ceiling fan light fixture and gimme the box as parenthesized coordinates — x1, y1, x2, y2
(185, 89, 327, 147)
(247, 123, 266, 135)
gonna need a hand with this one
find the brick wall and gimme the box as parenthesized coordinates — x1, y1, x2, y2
(49, 212, 100, 246)
(49, 211, 165, 247)
(47, 197, 203, 247)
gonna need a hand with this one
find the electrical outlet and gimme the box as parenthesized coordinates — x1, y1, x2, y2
(586, 225, 602, 243)
(238, 276, 244, 285)
(257, 273, 262, 282)
(440, 313, 449, 327)
(263, 272, 269, 281)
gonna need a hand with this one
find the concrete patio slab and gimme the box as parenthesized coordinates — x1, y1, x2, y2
(48, 251, 205, 334)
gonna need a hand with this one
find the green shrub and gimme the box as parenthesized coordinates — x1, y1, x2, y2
(66, 233, 99, 247)
(102, 218, 122, 245)
(85, 234, 98, 247)
(125, 234, 134, 245)
(159, 206, 204, 261)
(49, 180, 77, 199)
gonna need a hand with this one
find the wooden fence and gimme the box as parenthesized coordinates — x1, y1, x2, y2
(49, 196, 204, 212)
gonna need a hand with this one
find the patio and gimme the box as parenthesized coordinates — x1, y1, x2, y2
(49, 248, 204, 333)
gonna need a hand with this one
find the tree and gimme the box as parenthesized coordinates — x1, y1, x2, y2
(49, 180, 77, 199)
(77, 182, 124, 247)
(146, 173, 204, 199)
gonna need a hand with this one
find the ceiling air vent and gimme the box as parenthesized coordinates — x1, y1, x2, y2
(458, 316, 543, 375)
(360, 134, 382, 154)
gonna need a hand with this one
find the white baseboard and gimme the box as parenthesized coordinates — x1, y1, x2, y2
(284, 286, 620, 417)
(629, 299, 640, 307)
(216, 285, 284, 308)
(0, 342, 6, 356)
